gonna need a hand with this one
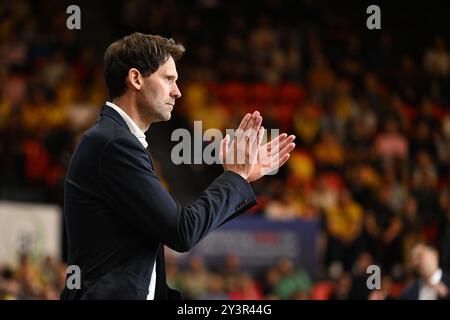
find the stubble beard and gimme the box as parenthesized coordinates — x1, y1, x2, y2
(138, 99, 170, 125)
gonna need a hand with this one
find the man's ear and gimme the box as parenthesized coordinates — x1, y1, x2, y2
(127, 68, 142, 90)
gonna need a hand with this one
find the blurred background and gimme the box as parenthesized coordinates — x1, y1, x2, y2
(1, 0, 450, 300)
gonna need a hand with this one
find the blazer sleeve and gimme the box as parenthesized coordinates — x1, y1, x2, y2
(99, 136, 256, 252)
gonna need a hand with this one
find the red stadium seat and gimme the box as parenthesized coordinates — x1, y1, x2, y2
(310, 281, 335, 300)
(278, 83, 307, 105)
(273, 103, 295, 132)
(215, 81, 247, 105)
(319, 172, 344, 191)
(247, 83, 275, 106)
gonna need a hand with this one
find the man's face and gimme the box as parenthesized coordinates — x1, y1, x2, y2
(411, 244, 438, 279)
(137, 56, 181, 126)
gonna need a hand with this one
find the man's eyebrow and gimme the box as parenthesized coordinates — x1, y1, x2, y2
(165, 74, 178, 80)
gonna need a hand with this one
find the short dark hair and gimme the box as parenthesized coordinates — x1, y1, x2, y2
(104, 32, 185, 99)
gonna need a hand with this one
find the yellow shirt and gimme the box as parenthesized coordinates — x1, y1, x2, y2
(326, 201, 363, 240)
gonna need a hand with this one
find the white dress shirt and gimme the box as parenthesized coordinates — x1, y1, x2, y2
(105, 101, 156, 300)
(419, 268, 443, 300)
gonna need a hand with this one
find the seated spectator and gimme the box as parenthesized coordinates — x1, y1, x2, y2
(178, 256, 212, 300)
(313, 129, 345, 171)
(400, 195, 425, 271)
(260, 267, 280, 299)
(412, 152, 441, 245)
(265, 189, 303, 220)
(410, 120, 438, 162)
(424, 36, 450, 78)
(347, 252, 374, 300)
(400, 242, 450, 300)
(368, 275, 395, 300)
(274, 257, 313, 299)
(364, 187, 404, 273)
(0, 266, 21, 300)
(412, 151, 438, 190)
(292, 101, 322, 146)
(198, 274, 229, 300)
(379, 165, 408, 215)
(325, 188, 364, 271)
(329, 272, 352, 300)
(219, 253, 242, 293)
(228, 273, 263, 300)
(374, 119, 409, 163)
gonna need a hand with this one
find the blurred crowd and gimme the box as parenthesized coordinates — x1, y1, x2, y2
(1, 242, 448, 300)
(0, 253, 66, 300)
(1, 0, 450, 299)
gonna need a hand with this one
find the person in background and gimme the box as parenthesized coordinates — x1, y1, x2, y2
(400, 242, 450, 300)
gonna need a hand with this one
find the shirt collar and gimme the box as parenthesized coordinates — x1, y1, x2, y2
(105, 101, 148, 148)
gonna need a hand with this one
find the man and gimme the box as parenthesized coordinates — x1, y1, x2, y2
(400, 242, 450, 300)
(60, 33, 295, 300)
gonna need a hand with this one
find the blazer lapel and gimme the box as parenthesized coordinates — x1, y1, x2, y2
(145, 148, 155, 171)
(101, 105, 155, 170)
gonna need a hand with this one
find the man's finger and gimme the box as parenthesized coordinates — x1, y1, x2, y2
(248, 116, 262, 148)
(260, 135, 280, 161)
(252, 113, 262, 136)
(276, 137, 296, 155)
(244, 111, 259, 133)
(235, 113, 251, 141)
(237, 113, 252, 132)
(277, 153, 291, 169)
(239, 112, 260, 160)
(264, 153, 291, 175)
(250, 126, 264, 164)
(257, 126, 265, 148)
(220, 134, 230, 164)
(271, 142, 295, 163)
(262, 133, 288, 153)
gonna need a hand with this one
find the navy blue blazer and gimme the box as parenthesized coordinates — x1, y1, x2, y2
(400, 273, 450, 300)
(60, 105, 256, 300)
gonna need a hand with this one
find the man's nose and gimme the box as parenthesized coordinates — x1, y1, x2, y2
(171, 83, 181, 99)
